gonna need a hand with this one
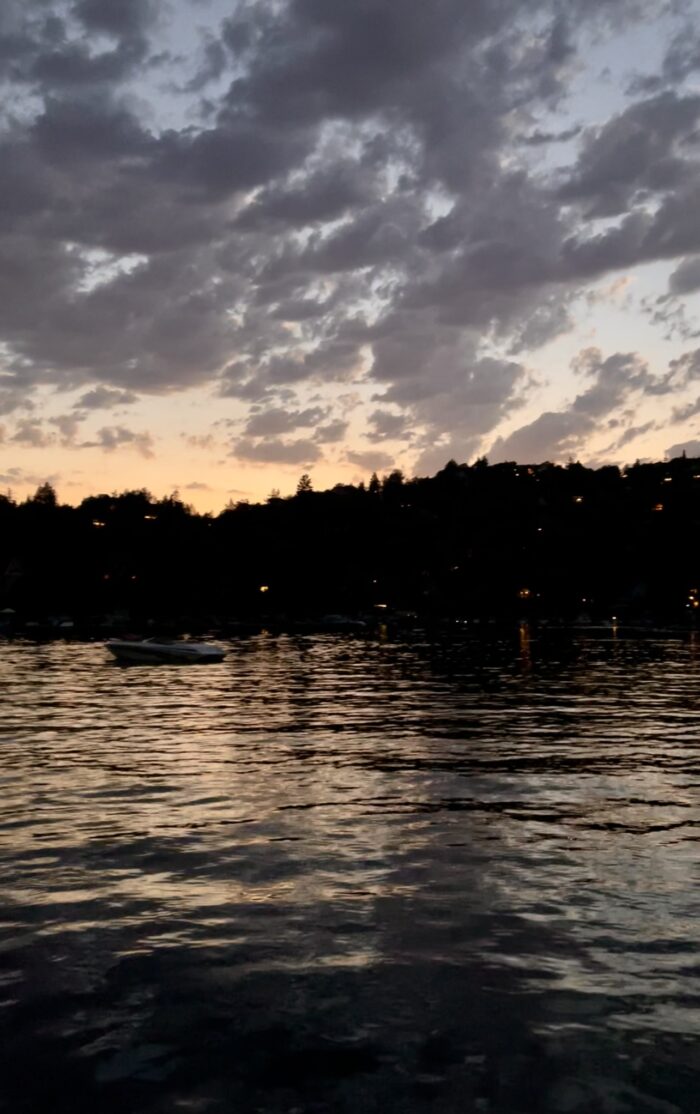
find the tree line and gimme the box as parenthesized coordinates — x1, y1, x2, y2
(1, 455, 699, 626)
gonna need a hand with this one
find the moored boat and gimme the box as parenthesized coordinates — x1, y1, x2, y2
(106, 637, 226, 664)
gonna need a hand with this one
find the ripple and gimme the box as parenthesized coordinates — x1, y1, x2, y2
(1, 633, 700, 1111)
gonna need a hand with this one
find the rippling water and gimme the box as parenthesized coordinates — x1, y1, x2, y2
(1, 631, 700, 1113)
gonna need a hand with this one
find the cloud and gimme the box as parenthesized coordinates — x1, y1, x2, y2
(315, 419, 348, 443)
(558, 92, 700, 217)
(666, 439, 700, 458)
(604, 420, 658, 452)
(49, 412, 83, 443)
(671, 396, 700, 423)
(667, 348, 700, 387)
(669, 256, 700, 296)
(0, 466, 60, 488)
(490, 409, 589, 462)
(490, 347, 674, 461)
(0, 385, 34, 415)
(520, 125, 581, 146)
(183, 432, 216, 450)
(243, 406, 327, 437)
(232, 437, 323, 464)
(367, 409, 413, 441)
(81, 426, 155, 457)
(640, 23, 700, 89)
(0, 0, 695, 473)
(76, 386, 139, 409)
(11, 419, 52, 448)
(346, 449, 395, 472)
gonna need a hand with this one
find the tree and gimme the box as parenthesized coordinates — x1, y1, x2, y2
(30, 482, 57, 507)
(368, 472, 381, 495)
(382, 469, 404, 490)
(296, 473, 313, 494)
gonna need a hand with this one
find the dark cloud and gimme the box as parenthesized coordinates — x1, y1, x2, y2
(558, 92, 700, 217)
(0, 0, 694, 466)
(370, 319, 529, 460)
(671, 396, 700, 423)
(666, 438, 700, 458)
(490, 409, 592, 462)
(243, 406, 327, 437)
(11, 419, 52, 448)
(76, 386, 138, 409)
(669, 256, 700, 296)
(236, 162, 376, 230)
(346, 449, 395, 472)
(491, 347, 675, 461)
(520, 125, 581, 146)
(367, 409, 413, 441)
(232, 437, 322, 464)
(667, 348, 700, 387)
(568, 348, 653, 415)
(0, 0, 161, 90)
(0, 465, 61, 487)
(49, 412, 82, 442)
(72, 0, 161, 39)
(315, 419, 348, 442)
(0, 383, 34, 415)
(634, 22, 700, 91)
(80, 425, 155, 456)
(605, 419, 658, 452)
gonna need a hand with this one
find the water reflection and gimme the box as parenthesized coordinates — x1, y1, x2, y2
(1, 634, 700, 1112)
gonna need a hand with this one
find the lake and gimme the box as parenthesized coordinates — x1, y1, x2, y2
(1, 631, 700, 1113)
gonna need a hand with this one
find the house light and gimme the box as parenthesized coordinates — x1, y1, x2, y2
(92, 519, 105, 528)
(518, 588, 531, 599)
(653, 503, 664, 512)
(259, 585, 269, 593)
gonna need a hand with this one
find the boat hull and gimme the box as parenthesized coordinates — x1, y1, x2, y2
(106, 640, 226, 664)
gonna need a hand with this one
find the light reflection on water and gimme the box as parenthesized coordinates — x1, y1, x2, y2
(1, 633, 700, 1112)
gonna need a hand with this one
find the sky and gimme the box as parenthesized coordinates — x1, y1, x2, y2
(2, 0, 700, 509)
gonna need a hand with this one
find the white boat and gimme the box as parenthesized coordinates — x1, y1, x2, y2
(106, 637, 226, 664)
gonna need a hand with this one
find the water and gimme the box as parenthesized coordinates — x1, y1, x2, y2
(1, 632, 700, 1113)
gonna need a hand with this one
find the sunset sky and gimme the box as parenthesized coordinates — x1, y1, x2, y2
(2, 0, 700, 509)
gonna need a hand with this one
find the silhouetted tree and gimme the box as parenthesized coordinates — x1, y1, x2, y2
(29, 482, 58, 507)
(1, 455, 699, 624)
(296, 473, 313, 494)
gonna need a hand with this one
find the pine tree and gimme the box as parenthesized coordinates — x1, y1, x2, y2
(30, 482, 58, 507)
(296, 473, 313, 494)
